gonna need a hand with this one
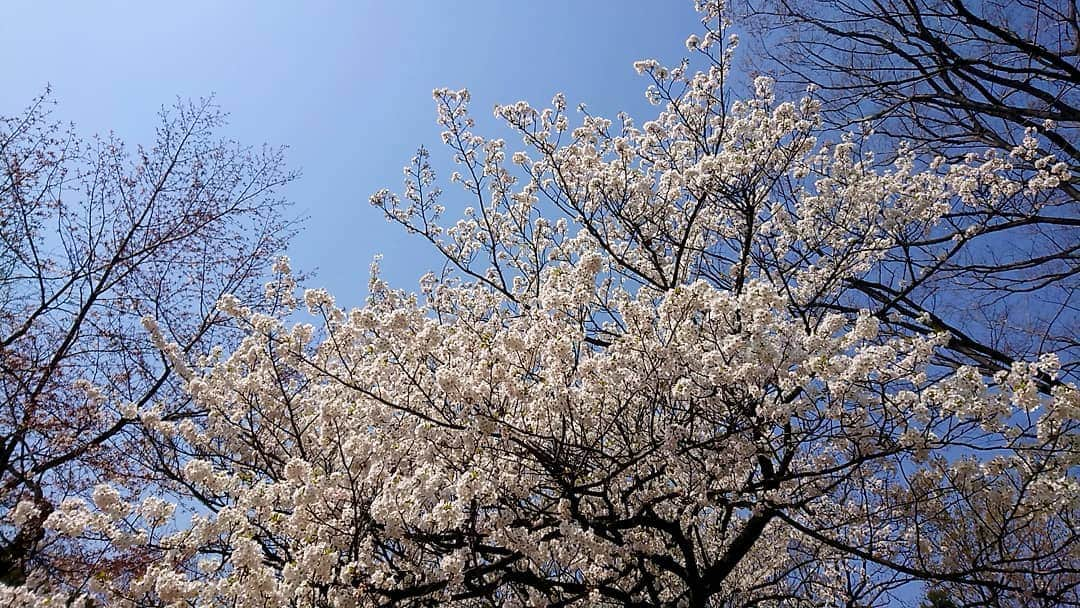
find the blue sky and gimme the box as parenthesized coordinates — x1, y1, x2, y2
(2, 1, 702, 308)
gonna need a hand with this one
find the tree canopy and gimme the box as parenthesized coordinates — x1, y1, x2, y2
(3, 1, 1077, 607)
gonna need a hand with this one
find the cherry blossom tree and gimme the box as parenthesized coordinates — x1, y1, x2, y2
(28, 2, 1078, 607)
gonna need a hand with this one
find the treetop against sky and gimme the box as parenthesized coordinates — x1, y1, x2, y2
(1, 0, 698, 305)
(0, 1, 1076, 606)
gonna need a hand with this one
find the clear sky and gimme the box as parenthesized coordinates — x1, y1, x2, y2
(1, 1, 702, 308)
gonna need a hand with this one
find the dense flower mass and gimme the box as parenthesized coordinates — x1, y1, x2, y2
(9, 1, 1077, 606)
